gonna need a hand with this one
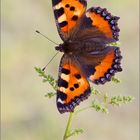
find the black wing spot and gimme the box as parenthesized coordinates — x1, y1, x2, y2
(70, 6, 75, 11)
(70, 87, 74, 91)
(74, 83, 79, 88)
(72, 15, 78, 21)
(74, 74, 81, 79)
(59, 21, 68, 27)
(58, 78, 68, 88)
(54, 7, 64, 18)
(65, 4, 70, 8)
(57, 90, 67, 100)
(61, 68, 70, 75)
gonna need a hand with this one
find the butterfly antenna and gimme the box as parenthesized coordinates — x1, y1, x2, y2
(42, 52, 59, 71)
(36, 30, 59, 45)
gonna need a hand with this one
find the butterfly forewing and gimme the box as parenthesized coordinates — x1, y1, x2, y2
(57, 55, 90, 113)
(52, 0, 87, 41)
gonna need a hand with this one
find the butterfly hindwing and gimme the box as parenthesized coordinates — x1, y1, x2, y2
(74, 7, 120, 44)
(78, 46, 122, 84)
(52, 0, 87, 41)
(87, 7, 120, 40)
(57, 55, 90, 113)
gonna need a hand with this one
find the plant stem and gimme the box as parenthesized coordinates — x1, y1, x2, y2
(63, 112, 74, 140)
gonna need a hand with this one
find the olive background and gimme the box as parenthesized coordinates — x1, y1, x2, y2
(1, 0, 139, 140)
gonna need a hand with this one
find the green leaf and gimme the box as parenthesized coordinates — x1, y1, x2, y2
(91, 100, 109, 114)
(110, 95, 134, 106)
(66, 128, 84, 139)
(45, 92, 56, 98)
(91, 87, 101, 95)
(111, 76, 121, 84)
(35, 67, 57, 91)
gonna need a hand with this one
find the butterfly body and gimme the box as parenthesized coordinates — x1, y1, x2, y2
(52, 0, 122, 113)
(55, 40, 104, 55)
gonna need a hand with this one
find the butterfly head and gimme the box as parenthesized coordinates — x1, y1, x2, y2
(55, 44, 63, 52)
(55, 41, 72, 53)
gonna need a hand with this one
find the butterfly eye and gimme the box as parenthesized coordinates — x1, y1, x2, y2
(55, 44, 64, 52)
(55, 46, 60, 50)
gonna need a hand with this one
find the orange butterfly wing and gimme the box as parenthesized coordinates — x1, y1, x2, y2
(52, 0, 87, 40)
(85, 7, 120, 41)
(57, 55, 90, 113)
(78, 47, 122, 85)
(90, 48, 122, 84)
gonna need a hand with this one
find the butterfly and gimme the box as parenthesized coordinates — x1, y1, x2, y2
(52, 0, 122, 113)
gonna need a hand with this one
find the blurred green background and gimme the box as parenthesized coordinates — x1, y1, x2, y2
(1, 0, 139, 140)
